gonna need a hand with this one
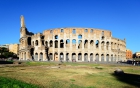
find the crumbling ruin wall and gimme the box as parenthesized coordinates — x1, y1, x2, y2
(19, 27, 126, 62)
(18, 15, 126, 62)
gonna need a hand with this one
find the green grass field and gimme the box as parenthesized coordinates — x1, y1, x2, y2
(0, 61, 140, 88)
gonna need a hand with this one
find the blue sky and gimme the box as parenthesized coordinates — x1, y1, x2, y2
(0, 0, 140, 53)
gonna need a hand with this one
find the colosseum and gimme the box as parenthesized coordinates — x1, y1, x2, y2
(19, 15, 126, 62)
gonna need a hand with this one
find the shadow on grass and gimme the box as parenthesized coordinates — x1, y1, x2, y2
(0, 61, 13, 64)
(111, 73, 140, 87)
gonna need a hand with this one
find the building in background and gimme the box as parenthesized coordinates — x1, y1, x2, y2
(0, 44, 9, 49)
(126, 49, 133, 59)
(9, 44, 19, 55)
(0, 44, 19, 58)
(133, 52, 140, 58)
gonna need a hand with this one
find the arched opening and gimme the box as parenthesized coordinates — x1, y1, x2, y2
(50, 40, 53, 47)
(39, 52, 43, 61)
(55, 40, 58, 48)
(90, 53, 93, 62)
(35, 53, 38, 61)
(101, 36, 105, 40)
(95, 54, 99, 62)
(102, 31, 104, 36)
(41, 36, 44, 39)
(49, 53, 53, 61)
(60, 40, 64, 48)
(42, 40, 44, 45)
(60, 53, 64, 61)
(50, 30, 53, 33)
(72, 39, 76, 48)
(72, 29, 76, 34)
(66, 53, 69, 61)
(78, 40, 82, 49)
(85, 29, 88, 32)
(114, 43, 117, 49)
(54, 52, 58, 61)
(90, 29, 93, 33)
(90, 40, 94, 48)
(55, 35, 58, 39)
(96, 40, 99, 49)
(101, 41, 105, 50)
(111, 54, 113, 62)
(30, 48, 34, 60)
(106, 42, 109, 50)
(61, 29, 64, 32)
(35, 40, 38, 46)
(72, 53, 76, 62)
(27, 37, 31, 45)
(54, 52, 59, 61)
(78, 34, 82, 39)
(111, 42, 113, 49)
(114, 55, 117, 62)
(72, 39, 76, 44)
(101, 54, 104, 62)
(41, 36, 44, 45)
(84, 40, 88, 48)
(66, 39, 70, 48)
(106, 54, 109, 62)
(117, 44, 120, 50)
(84, 53, 88, 62)
(78, 53, 82, 61)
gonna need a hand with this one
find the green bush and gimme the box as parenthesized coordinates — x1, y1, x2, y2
(0, 76, 40, 88)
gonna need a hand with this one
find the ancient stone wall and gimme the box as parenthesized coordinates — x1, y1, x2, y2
(19, 27, 126, 62)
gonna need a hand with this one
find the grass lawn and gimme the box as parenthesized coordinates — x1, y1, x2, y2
(0, 61, 140, 88)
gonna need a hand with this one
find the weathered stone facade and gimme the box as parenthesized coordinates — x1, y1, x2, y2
(19, 16, 126, 62)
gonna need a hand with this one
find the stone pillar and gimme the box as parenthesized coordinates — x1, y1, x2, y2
(99, 41, 101, 51)
(88, 40, 90, 50)
(63, 52, 65, 61)
(37, 52, 39, 61)
(99, 54, 101, 61)
(82, 52, 84, 61)
(104, 54, 106, 62)
(76, 53, 78, 62)
(26, 51, 30, 60)
(69, 52, 72, 62)
(93, 54, 95, 62)
(76, 39, 78, 49)
(48, 40, 50, 47)
(88, 53, 90, 62)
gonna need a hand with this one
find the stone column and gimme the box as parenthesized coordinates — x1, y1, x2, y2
(99, 54, 101, 62)
(26, 51, 29, 60)
(88, 52, 90, 62)
(69, 52, 72, 62)
(76, 53, 78, 62)
(93, 54, 95, 62)
(104, 53, 106, 62)
(82, 52, 84, 61)
(63, 52, 65, 61)
(82, 39, 84, 49)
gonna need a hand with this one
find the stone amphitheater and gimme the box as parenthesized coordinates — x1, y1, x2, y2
(19, 15, 126, 62)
